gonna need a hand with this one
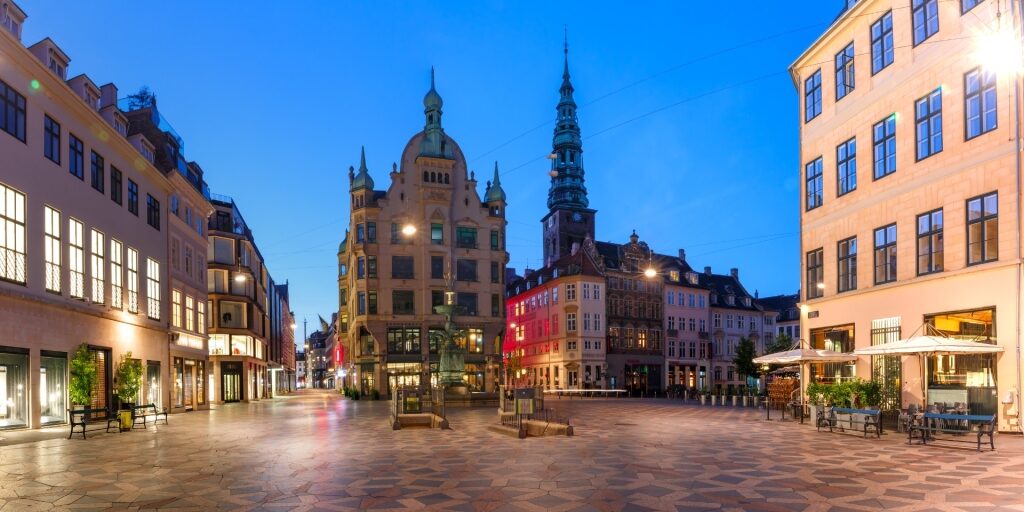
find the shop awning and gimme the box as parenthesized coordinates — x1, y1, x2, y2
(852, 335, 1003, 356)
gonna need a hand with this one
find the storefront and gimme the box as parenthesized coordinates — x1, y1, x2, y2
(39, 351, 67, 426)
(924, 308, 997, 415)
(0, 348, 29, 429)
(809, 324, 856, 383)
(172, 357, 206, 411)
(386, 362, 422, 395)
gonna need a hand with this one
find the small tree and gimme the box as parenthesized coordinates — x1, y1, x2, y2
(69, 344, 97, 406)
(126, 86, 156, 110)
(766, 332, 795, 354)
(114, 352, 143, 408)
(733, 337, 760, 388)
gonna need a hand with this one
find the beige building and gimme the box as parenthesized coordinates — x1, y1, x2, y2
(505, 242, 607, 390)
(0, 3, 174, 428)
(792, 0, 1022, 429)
(337, 74, 508, 396)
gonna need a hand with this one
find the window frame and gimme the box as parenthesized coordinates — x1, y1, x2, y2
(44, 115, 61, 164)
(915, 88, 943, 161)
(90, 151, 105, 193)
(964, 67, 997, 140)
(873, 223, 897, 285)
(805, 157, 823, 211)
(0, 79, 26, 143)
(872, 115, 896, 180)
(804, 69, 822, 123)
(916, 208, 944, 276)
(966, 192, 998, 266)
(837, 236, 858, 293)
(912, 0, 940, 46)
(961, 0, 984, 13)
(836, 137, 857, 197)
(870, 11, 895, 75)
(835, 42, 855, 101)
(69, 133, 84, 180)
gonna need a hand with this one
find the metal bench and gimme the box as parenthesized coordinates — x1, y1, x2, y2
(67, 407, 120, 439)
(908, 413, 995, 452)
(816, 407, 881, 439)
(131, 403, 169, 429)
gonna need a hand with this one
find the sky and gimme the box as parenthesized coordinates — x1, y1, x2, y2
(21, 0, 845, 326)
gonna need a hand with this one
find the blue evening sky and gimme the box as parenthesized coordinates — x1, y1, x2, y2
(21, 1, 844, 325)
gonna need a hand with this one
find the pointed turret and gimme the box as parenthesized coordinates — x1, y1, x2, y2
(547, 33, 587, 210)
(350, 146, 375, 191)
(419, 67, 451, 158)
(485, 161, 506, 203)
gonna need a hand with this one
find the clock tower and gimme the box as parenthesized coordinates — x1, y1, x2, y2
(542, 36, 595, 265)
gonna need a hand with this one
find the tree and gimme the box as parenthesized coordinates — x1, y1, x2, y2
(766, 332, 795, 355)
(126, 86, 156, 110)
(114, 352, 143, 408)
(69, 344, 97, 406)
(733, 337, 760, 385)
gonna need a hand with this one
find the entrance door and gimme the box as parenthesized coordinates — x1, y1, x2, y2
(183, 363, 194, 410)
(222, 362, 242, 403)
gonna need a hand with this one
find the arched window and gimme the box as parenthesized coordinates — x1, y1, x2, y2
(444, 173, 450, 184)
(423, 171, 429, 182)
(430, 171, 436, 183)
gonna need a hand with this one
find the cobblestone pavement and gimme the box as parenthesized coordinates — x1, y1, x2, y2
(0, 392, 1023, 511)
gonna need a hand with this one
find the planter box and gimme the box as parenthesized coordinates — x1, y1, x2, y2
(731, 396, 738, 407)
(699, 395, 707, 406)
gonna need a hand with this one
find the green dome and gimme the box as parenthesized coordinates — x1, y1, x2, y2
(350, 146, 374, 191)
(485, 161, 506, 203)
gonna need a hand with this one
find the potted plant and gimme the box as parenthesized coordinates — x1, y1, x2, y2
(806, 382, 826, 423)
(69, 344, 97, 421)
(114, 352, 143, 430)
(699, 387, 707, 406)
(371, 389, 380, 401)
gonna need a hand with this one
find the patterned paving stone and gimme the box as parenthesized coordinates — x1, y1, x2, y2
(0, 393, 1023, 510)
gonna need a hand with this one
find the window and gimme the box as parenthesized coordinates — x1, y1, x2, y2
(567, 312, 577, 332)
(367, 255, 377, 278)
(366, 222, 376, 243)
(357, 257, 365, 279)
(873, 115, 896, 179)
(915, 89, 943, 160)
(490, 261, 499, 283)
(566, 283, 576, 301)
(110, 167, 122, 205)
(456, 259, 477, 281)
(146, 195, 160, 230)
(44, 115, 60, 164)
(197, 301, 206, 334)
(594, 284, 600, 300)
(387, 327, 420, 354)
(467, 328, 484, 353)
(726, 314, 734, 329)
(430, 223, 443, 244)
(595, 313, 601, 331)
(837, 138, 857, 196)
(128, 180, 139, 215)
(69, 134, 84, 179)
(807, 248, 824, 299)
(491, 293, 500, 317)
(185, 295, 195, 332)
(912, 0, 939, 46)
(90, 151, 104, 193)
(146, 258, 160, 320)
(127, 248, 139, 313)
(90, 230, 105, 304)
(456, 227, 477, 248)
(667, 292, 674, 305)
(805, 157, 823, 210)
(917, 209, 943, 275)
(355, 224, 364, 243)
(874, 224, 897, 284)
(713, 313, 721, 328)
(392, 255, 414, 279)
(967, 192, 998, 265)
(68, 218, 84, 297)
(172, 290, 182, 328)
(965, 68, 997, 140)
(392, 290, 415, 315)
(432, 290, 444, 310)
(456, 293, 477, 316)
(0, 79, 26, 142)
(871, 11, 894, 74)
(837, 237, 857, 293)
(804, 70, 822, 122)
(110, 239, 122, 309)
(835, 42, 855, 100)
(431, 255, 444, 279)
(357, 291, 366, 315)
(368, 291, 378, 314)
(490, 229, 500, 250)
(43, 206, 60, 292)
(962, 0, 984, 13)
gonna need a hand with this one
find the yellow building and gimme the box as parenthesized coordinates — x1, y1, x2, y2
(337, 73, 508, 396)
(791, 0, 1022, 430)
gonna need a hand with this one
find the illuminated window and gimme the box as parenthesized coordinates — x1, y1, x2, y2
(127, 248, 139, 313)
(146, 258, 160, 320)
(44, 206, 60, 292)
(68, 218, 84, 298)
(110, 239, 123, 308)
(185, 295, 195, 331)
(90, 229, 105, 304)
(172, 289, 182, 328)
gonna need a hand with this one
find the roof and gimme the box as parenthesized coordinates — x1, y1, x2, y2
(507, 241, 604, 297)
(757, 293, 800, 322)
(594, 240, 695, 283)
(699, 272, 765, 312)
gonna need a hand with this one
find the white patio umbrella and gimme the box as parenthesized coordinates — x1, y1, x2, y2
(853, 334, 1002, 408)
(754, 347, 858, 421)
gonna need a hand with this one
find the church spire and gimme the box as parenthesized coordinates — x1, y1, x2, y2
(420, 66, 451, 158)
(485, 161, 506, 203)
(547, 31, 588, 210)
(350, 145, 374, 191)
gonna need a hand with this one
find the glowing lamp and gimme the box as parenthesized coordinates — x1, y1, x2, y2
(401, 224, 417, 236)
(643, 267, 657, 278)
(234, 274, 247, 283)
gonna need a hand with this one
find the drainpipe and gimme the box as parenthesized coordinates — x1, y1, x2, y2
(1014, 0, 1023, 432)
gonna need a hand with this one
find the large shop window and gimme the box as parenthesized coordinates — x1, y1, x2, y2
(924, 308, 997, 415)
(809, 325, 855, 384)
(40, 352, 67, 425)
(0, 349, 29, 428)
(146, 361, 161, 408)
(220, 301, 247, 329)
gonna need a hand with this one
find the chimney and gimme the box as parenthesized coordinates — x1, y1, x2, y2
(730, 268, 739, 279)
(523, 268, 536, 279)
(100, 83, 118, 109)
(755, 290, 759, 299)
(704, 266, 712, 275)
(678, 248, 686, 260)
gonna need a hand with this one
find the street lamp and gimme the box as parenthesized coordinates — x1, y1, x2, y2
(643, 267, 658, 279)
(401, 224, 417, 236)
(234, 273, 247, 283)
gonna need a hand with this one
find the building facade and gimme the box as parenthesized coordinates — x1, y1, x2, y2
(792, 0, 1022, 429)
(664, 264, 712, 391)
(0, 6, 174, 428)
(207, 197, 272, 403)
(701, 268, 777, 393)
(505, 243, 607, 390)
(267, 281, 295, 395)
(758, 293, 800, 343)
(337, 73, 508, 396)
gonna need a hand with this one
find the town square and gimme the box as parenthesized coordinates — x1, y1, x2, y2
(1, 0, 1024, 509)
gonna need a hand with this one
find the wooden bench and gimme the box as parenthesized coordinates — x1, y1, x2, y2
(817, 407, 881, 439)
(131, 403, 169, 429)
(67, 407, 120, 439)
(908, 413, 995, 452)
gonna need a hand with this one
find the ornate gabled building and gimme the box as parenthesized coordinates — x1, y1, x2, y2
(337, 71, 508, 396)
(541, 41, 595, 266)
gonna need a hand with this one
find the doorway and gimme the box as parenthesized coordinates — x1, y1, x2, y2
(222, 362, 242, 402)
(183, 361, 194, 410)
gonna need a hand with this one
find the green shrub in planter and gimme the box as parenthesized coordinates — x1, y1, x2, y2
(352, 390, 361, 400)
(69, 344, 97, 407)
(371, 389, 380, 401)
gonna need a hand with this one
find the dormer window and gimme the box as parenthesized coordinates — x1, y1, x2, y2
(1, 2, 23, 40)
(48, 52, 66, 80)
(726, 295, 735, 306)
(114, 116, 127, 136)
(743, 297, 752, 307)
(669, 270, 680, 282)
